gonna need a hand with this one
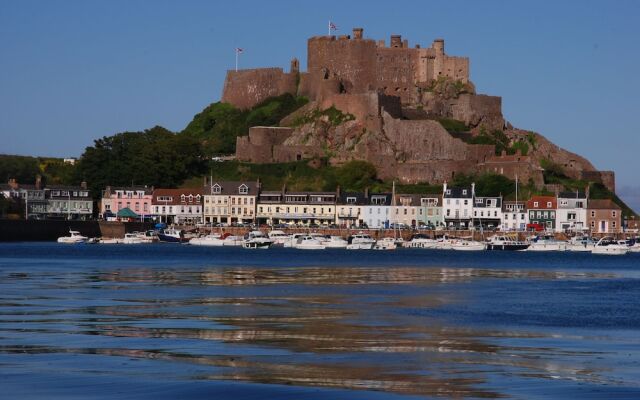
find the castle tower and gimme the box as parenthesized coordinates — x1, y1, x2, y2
(352, 27, 363, 39)
(290, 58, 299, 74)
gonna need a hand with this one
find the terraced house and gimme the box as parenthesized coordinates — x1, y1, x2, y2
(45, 183, 92, 220)
(336, 191, 367, 228)
(152, 188, 203, 224)
(442, 183, 474, 229)
(256, 190, 337, 226)
(527, 195, 556, 231)
(100, 186, 153, 220)
(203, 181, 259, 225)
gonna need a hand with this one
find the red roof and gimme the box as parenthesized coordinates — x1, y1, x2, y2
(152, 188, 203, 205)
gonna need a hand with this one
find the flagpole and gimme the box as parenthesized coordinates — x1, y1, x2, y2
(235, 49, 238, 72)
(328, 20, 330, 36)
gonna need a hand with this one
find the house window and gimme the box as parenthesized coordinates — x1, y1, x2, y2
(612, 221, 617, 228)
(547, 202, 552, 208)
(346, 197, 356, 204)
(212, 184, 221, 194)
(591, 211, 596, 218)
(612, 211, 617, 218)
(239, 185, 248, 194)
(462, 189, 467, 195)
(534, 202, 539, 207)
(591, 221, 595, 228)
(446, 189, 451, 195)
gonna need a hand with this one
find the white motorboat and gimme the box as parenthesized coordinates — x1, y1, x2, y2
(450, 239, 485, 251)
(485, 235, 530, 251)
(628, 240, 640, 253)
(295, 235, 326, 250)
(188, 233, 225, 246)
(57, 230, 88, 244)
(323, 235, 349, 249)
(526, 235, 568, 252)
(99, 237, 122, 244)
(346, 232, 375, 250)
(134, 230, 158, 243)
(284, 234, 305, 248)
(405, 234, 438, 249)
(592, 237, 628, 255)
(243, 231, 273, 249)
(566, 236, 597, 252)
(122, 233, 144, 244)
(374, 237, 397, 250)
(222, 234, 244, 246)
(268, 230, 290, 246)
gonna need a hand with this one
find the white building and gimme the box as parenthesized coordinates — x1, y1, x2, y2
(555, 191, 588, 233)
(472, 196, 502, 230)
(362, 193, 393, 229)
(501, 201, 528, 231)
(152, 188, 203, 224)
(442, 182, 474, 229)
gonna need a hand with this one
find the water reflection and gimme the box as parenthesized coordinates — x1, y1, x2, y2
(0, 265, 630, 398)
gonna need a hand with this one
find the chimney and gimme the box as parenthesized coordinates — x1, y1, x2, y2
(80, 181, 87, 190)
(256, 178, 261, 192)
(35, 175, 42, 190)
(442, 181, 447, 195)
(352, 27, 363, 39)
(364, 187, 369, 199)
(8, 178, 18, 189)
(336, 185, 341, 198)
(585, 184, 590, 199)
(471, 182, 476, 197)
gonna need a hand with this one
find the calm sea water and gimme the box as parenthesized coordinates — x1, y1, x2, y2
(1, 243, 639, 399)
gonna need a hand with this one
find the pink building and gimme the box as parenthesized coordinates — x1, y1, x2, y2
(100, 186, 154, 220)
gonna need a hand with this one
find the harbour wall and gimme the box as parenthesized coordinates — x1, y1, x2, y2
(0, 220, 154, 242)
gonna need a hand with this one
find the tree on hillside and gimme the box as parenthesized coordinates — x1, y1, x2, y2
(74, 126, 205, 196)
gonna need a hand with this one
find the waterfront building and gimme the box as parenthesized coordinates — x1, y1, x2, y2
(152, 188, 203, 224)
(336, 192, 367, 228)
(203, 181, 259, 225)
(555, 191, 588, 233)
(100, 186, 153, 220)
(45, 183, 93, 220)
(472, 196, 502, 230)
(587, 199, 621, 234)
(442, 182, 474, 229)
(501, 201, 528, 231)
(526, 195, 557, 231)
(256, 190, 337, 226)
(359, 193, 391, 229)
(1, 178, 47, 219)
(392, 194, 443, 228)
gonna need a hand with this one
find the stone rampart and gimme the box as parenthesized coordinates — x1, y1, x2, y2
(221, 68, 296, 110)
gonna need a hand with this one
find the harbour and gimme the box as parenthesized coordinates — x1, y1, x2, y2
(1, 243, 639, 399)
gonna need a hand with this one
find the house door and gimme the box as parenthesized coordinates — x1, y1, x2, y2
(600, 220, 607, 233)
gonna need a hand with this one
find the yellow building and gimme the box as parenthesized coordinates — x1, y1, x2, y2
(203, 181, 259, 224)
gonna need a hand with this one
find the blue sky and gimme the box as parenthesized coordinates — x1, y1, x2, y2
(1, 1, 638, 210)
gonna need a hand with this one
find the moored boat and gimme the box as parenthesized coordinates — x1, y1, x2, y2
(295, 235, 326, 250)
(188, 233, 225, 246)
(57, 230, 88, 244)
(243, 231, 273, 249)
(157, 228, 183, 243)
(450, 239, 485, 251)
(323, 235, 348, 249)
(122, 233, 144, 244)
(346, 232, 375, 250)
(486, 235, 529, 251)
(592, 237, 628, 255)
(526, 235, 568, 252)
(374, 237, 397, 250)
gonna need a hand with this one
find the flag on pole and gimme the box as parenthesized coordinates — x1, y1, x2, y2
(235, 47, 244, 54)
(329, 21, 337, 31)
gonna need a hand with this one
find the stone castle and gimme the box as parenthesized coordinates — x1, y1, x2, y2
(222, 28, 615, 192)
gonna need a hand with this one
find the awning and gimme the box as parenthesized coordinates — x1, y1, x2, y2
(116, 207, 138, 218)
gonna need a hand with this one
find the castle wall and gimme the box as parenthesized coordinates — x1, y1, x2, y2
(375, 47, 419, 103)
(306, 36, 378, 100)
(221, 68, 297, 110)
(235, 127, 295, 163)
(381, 112, 495, 162)
(450, 94, 504, 130)
(581, 170, 616, 193)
